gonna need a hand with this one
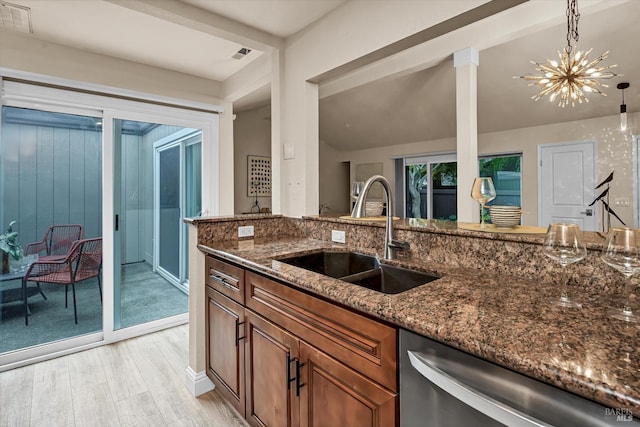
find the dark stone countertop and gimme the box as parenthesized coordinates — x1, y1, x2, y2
(199, 236, 640, 412)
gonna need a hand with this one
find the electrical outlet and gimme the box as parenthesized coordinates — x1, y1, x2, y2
(331, 230, 346, 244)
(238, 225, 254, 238)
(615, 197, 630, 207)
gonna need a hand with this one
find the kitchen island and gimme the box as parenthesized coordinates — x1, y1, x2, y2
(189, 214, 640, 421)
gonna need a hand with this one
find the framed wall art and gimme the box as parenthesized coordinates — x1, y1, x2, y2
(247, 155, 272, 197)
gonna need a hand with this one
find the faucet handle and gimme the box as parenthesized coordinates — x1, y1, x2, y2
(388, 240, 410, 251)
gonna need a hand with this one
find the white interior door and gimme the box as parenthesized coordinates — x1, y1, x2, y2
(538, 141, 597, 231)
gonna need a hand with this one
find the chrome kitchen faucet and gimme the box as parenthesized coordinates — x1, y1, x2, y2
(351, 175, 410, 260)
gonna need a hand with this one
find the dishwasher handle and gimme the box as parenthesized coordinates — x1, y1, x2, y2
(408, 351, 551, 427)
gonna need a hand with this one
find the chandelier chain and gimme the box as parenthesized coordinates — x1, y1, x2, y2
(566, 0, 580, 54)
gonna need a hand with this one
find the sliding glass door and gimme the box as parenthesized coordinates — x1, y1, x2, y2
(405, 154, 457, 220)
(113, 120, 200, 330)
(155, 131, 202, 290)
(0, 105, 103, 354)
(403, 154, 522, 221)
(0, 78, 217, 369)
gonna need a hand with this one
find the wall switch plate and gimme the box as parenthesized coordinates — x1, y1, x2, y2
(238, 225, 254, 238)
(283, 144, 295, 160)
(331, 230, 346, 244)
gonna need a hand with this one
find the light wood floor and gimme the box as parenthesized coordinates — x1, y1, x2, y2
(0, 325, 249, 427)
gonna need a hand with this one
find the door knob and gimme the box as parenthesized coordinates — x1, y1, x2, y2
(580, 209, 593, 216)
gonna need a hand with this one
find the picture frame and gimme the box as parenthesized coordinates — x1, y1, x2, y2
(247, 155, 272, 197)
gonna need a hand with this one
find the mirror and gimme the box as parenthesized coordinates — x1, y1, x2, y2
(318, 1, 639, 230)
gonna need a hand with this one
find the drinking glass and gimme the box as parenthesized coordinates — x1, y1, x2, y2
(351, 181, 364, 200)
(470, 177, 496, 228)
(601, 227, 640, 322)
(542, 223, 586, 308)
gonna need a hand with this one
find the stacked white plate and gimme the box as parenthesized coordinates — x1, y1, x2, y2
(489, 205, 522, 228)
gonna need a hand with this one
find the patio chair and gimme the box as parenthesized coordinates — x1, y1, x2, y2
(24, 237, 102, 324)
(24, 224, 84, 260)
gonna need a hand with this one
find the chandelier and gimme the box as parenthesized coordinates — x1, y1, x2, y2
(517, 0, 619, 107)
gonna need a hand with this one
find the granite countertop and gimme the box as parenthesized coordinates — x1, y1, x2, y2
(199, 236, 640, 412)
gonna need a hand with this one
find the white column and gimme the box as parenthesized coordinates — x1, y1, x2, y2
(454, 48, 479, 223)
(270, 48, 283, 215)
(185, 222, 214, 396)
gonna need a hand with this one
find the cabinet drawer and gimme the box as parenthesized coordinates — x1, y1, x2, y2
(246, 271, 397, 392)
(206, 256, 245, 303)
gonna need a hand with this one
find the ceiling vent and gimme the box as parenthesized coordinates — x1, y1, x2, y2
(232, 47, 251, 60)
(0, 1, 33, 34)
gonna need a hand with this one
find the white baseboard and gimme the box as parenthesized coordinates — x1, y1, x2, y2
(185, 366, 215, 397)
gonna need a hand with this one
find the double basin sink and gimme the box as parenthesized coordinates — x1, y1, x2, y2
(278, 250, 439, 294)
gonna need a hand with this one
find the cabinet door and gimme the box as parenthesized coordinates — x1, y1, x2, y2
(245, 310, 300, 427)
(246, 271, 397, 392)
(299, 341, 397, 427)
(206, 286, 246, 416)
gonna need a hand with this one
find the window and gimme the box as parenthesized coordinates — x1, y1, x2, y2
(401, 153, 522, 220)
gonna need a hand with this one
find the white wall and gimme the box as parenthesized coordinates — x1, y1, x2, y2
(233, 106, 272, 214)
(327, 112, 637, 227)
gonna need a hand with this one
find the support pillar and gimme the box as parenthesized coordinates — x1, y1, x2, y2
(454, 48, 480, 223)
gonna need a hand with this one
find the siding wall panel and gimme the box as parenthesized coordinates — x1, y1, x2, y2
(19, 125, 38, 245)
(2, 122, 102, 248)
(53, 128, 71, 226)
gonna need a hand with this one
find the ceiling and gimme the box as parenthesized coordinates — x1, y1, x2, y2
(320, 1, 640, 150)
(2, 0, 637, 152)
(1, 0, 345, 82)
(180, 0, 346, 38)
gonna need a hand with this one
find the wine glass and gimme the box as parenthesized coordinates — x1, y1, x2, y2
(601, 227, 640, 322)
(470, 177, 496, 228)
(542, 223, 586, 308)
(351, 181, 364, 200)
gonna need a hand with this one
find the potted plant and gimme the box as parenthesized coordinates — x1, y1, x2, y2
(0, 221, 22, 274)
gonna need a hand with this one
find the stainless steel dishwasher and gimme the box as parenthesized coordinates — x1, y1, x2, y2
(399, 328, 638, 427)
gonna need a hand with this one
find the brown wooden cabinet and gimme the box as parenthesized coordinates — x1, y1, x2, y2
(205, 255, 398, 427)
(299, 341, 396, 427)
(245, 311, 299, 427)
(206, 285, 246, 416)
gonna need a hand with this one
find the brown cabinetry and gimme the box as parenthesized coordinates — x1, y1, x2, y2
(205, 255, 398, 427)
(206, 285, 246, 416)
(245, 311, 299, 427)
(299, 341, 396, 427)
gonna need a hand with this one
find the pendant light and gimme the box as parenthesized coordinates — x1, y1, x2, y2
(517, 0, 619, 107)
(618, 82, 629, 131)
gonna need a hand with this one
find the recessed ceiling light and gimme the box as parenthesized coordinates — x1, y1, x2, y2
(0, 1, 33, 34)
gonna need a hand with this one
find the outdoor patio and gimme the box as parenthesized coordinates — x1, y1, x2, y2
(0, 262, 188, 354)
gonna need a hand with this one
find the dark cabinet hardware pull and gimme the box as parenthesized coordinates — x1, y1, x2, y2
(209, 272, 237, 291)
(286, 353, 296, 390)
(295, 359, 306, 396)
(235, 319, 245, 346)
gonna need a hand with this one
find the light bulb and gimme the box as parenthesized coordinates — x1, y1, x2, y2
(620, 109, 627, 131)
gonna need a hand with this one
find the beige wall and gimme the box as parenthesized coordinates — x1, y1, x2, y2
(278, 1, 494, 217)
(0, 29, 235, 216)
(326, 112, 637, 228)
(319, 141, 350, 215)
(0, 30, 222, 105)
(234, 106, 272, 214)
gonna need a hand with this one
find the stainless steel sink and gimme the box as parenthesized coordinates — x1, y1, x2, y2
(341, 264, 439, 294)
(278, 250, 379, 279)
(278, 250, 439, 294)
